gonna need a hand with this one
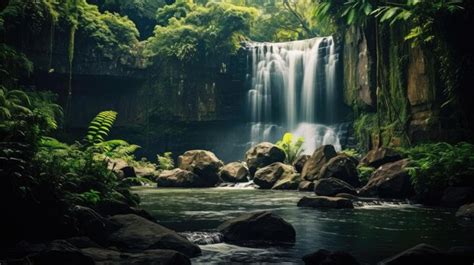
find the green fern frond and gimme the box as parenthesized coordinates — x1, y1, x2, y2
(85, 110, 117, 144)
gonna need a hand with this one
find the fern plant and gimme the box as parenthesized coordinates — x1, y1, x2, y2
(157, 152, 174, 170)
(85, 110, 117, 144)
(275, 132, 304, 164)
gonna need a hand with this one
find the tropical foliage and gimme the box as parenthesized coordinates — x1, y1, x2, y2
(275, 132, 304, 164)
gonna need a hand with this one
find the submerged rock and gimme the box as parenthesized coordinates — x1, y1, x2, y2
(217, 211, 296, 245)
(82, 247, 191, 265)
(314, 178, 357, 196)
(157, 168, 209, 188)
(297, 196, 354, 209)
(358, 159, 413, 199)
(319, 155, 360, 187)
(107, 214, 201, 257)
(245, 142, 286, 177)
(253, 162, 298, 189)
(301, 145, 337, 181)
(178, 150, 224, 186)
(293, 155, 310, 173)
(219, 162, 250, 183)
(303, 249, 360, 265)
(455, 203, 474, 221)
(360, 147, 402, 168)
(298, 181, 315, 192)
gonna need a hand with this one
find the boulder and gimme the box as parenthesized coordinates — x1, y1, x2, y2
(219, 162, 250, 183)
(157, 168, 209, 188)
(360, 147, 402, 168)
(217, 211, 295, 245)
(440, 187, 474, 207)
(245, 142, 286, 176)
(301, 145, 337, 181)
(71, 206, 120, 245)
(178, 150, 224, 186)
(82, 247, 191, 265)
(335, 193, 359, 200)
(455, 203, 474, 220)
(28, 240, 95, 265)
(298, 181, 315, 192)
(253, 162, 297, 189)
(121, 166, 137, 178)
(293, 155, 310, 173)
(107, 214, 201, 257)
(379, 244, 447, 265)
(94, 199, 154, 221)
(65, 237, 101, 249)
(358, 159, 413, 199)
(319, 155, 360, 187)
(314, 178, 357, 196)
(303, 249, 360, 265)
(272, 173, 301, 190)
(297, 196, 354, 209)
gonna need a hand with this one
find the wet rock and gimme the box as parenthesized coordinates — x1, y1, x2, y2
(298, 181, 315, 191)
(253, 162, 297, 189)
(217, 211, 296, 245)
(319, 155, 360, 187)
(447, 246, 474, 264)
(71, 206, 120, 245)
(94, 199, 154, 221)
(441, 187, 474, 207)
(157, 168, 209, 188)
(379, 243, 446, 265)
(27, 240, 95, 265)
(82, 247, 191, 265)
(245, 142, 286, 176)
(219, 162, 250, 183)
(303, 249, 360, 265)
(272, 173, 301, 190)
(178, 150, 224, 186)
(358, 159, 413, 199)
(314, 178, 357, 196)
(297, 196, 354, 209)
(360, 147, 402, 168)
(293, 155, 310, 173)
(302, 145, 337, 181)
(107, 214, 201, 257)
(65, 237, 101, 249)
(455, 203, 474, 221)
(335, 193, 359, 200)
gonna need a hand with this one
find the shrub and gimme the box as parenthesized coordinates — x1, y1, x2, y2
(275, 132, 304, 164)
(157, 152, 174, 170)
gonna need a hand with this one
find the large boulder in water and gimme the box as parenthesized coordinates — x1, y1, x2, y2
(358, 159, 413, 199)
(378, 244, 448, 265)
(303, 249, 360, 265)
(456, 203, 474, 221)
(319, 155, 360, 187)
(82, 248, 191, 265)
(217, 211, 295, 245)
(298, 181, 315, 192)
(219, 162, 249, 183)
(314, 178, 357, 196)
(301, 145, 337, 181)
(245, 142, 286, 177)
(157, 168, 210, 188)
(293, 155, 310, 173)
(253, 162, 298, 189)
(178, 150, 223, 185)
(107, 214, 201, 257)
(272, 172, 302, 190)
(297, 196, 354, 209)
(360, 147, 402, 168)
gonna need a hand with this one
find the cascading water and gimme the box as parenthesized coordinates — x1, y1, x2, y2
(246, 36, 342, 153)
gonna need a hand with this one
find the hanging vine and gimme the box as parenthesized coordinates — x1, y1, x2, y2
(65, 0, 79, 121)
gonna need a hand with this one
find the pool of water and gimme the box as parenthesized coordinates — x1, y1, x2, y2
(133, 187, 474, 264)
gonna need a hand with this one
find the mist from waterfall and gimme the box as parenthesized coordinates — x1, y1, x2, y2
(246, 37, 342, 154)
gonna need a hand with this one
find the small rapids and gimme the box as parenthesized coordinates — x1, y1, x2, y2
(179, 231, 224, 245)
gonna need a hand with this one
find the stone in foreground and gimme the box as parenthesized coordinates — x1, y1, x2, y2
(82, 247, 191, 265)
(314, 178, 357, 196)
(297, 196, 354, 209)
(245, 142, 286, 176)
(107, 214, 201, 257)
(253, 162, 297, 189)
(219, 162, 250, 183)
(217, 211, 296, 245)
(157, 168, 210, 188)
(303, 249, 360, 265)
(378, 243, 446, 265)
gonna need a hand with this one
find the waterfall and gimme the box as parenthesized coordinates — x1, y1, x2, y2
(246, 37, 342, 153)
